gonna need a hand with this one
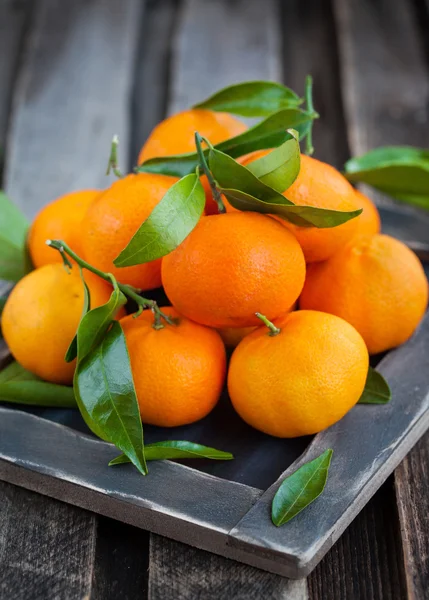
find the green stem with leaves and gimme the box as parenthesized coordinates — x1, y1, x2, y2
(304, 75, 317, 156)
(46, 239, 175, 327)
(194, 132, 225, 213)
(256, 312, 281, 336)
(106, 134, 124, 179)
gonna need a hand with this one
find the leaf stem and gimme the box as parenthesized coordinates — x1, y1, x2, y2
(46, 239, 175, 326)
(304, 75, 316, 156)
(256, 312, 281, 336)
(194, 132, 225, 213)
(106, 134, 124, 178)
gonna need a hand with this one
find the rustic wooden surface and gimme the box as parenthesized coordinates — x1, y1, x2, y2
(0, 0, 428, 597)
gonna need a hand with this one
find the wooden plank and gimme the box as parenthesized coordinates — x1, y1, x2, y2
(0, 0, 30, 165)
(333, 0, 429, 597)
(0, 481, 96, 600)
(0, 1, 144, 597)
(148, 534, 307, 600)
(148, 0, 306, 595)
(4, 0, 142, 218)
(280, 0, 350, 168)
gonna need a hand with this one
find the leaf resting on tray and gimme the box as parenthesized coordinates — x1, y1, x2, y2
(272, 449, 333, 526)
(358, 367, 391, 404)
(109, 441, 234, 465)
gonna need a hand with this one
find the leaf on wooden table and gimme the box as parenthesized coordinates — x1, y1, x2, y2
(272, 449, 333, 526)
(0, 191, 31, 282)
(109, 440, 234, 466)
(358, 367, 391, 404)
(193, 80, 302, 116)
(344, 146, 429, 210)
(209, 148, 362, 228)
(114, 173, 205, 267)
(136, 108, 316, 178)
(75, 321, 147, 475)
(0, 361, 76, 407)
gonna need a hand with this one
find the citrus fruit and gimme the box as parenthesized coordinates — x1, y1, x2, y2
(161, 212, 306, 328)
(217, 326, 257, 348)
(80, 173, 178, 290)
(120, 306, 226, 427)
(353, 189, 381, 238)
(228, 310, 369, 438)
(28, 190, 100, 268)
(1, 264, 124, 384)
(138, 108, 246, 163)
(138, 109, 246, 215)
(237, 152, 362, 262)
(300, 233, 428, 354)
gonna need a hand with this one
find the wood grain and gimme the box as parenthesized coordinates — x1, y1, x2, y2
(333, 0, 429, 597)
(148, 534, 307, 600)
(0, 481, 96, 600)
(280, 0, 350, 168)
(4, 0, 142, 217)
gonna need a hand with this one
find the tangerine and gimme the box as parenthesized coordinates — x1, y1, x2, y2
(228, 310, 369, 437)
(80, 173, 178, 290)
(300, 233, 428, 354)
(1, 264, 124, 384)
(120, 307, 226, 427)
(161, 212, 306, 328)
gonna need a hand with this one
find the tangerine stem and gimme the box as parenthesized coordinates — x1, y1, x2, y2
(194, 132, 225, 213)
(46, 239, 175, 326)
(304, 75, 316, 156)
(106, 134, 124, 178)
(255, 312, 281, 336)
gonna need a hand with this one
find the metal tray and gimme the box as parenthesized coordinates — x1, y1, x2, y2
(1, 204, 429, 578)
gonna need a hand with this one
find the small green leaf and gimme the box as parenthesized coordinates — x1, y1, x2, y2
(75, 321, 147, 475)
(344, 146, 429, 210)
(358, 367, 391, 404)
(72, 277, 127, 440)
(109, 441, 234, 466)
(0, 191, 31, 282)
(65, 269, 91, 363)
(193, 80, 302, 116)
(272, 449, 333, 526)
(114, 173, 205, 267)
(0, 361, 76, 407)
(137, 108, 316, 178)
(209, 148, 362, 228)
(245, 130, 300, 192)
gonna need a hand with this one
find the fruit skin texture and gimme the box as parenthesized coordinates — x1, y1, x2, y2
(1, 264, 124, 385)
(353, 189, 381, 238)
(28, 189, 100, 268)
(138, 109, 246, 163)
(238, 152, 361, 263)
(300, 233, 429, 354)
(120, 307, 226, 427)
(228, 310, 369, 438)
(138, 109, 246, 215)
(162, 212, 306, 328)
(81, 173, 178, 290)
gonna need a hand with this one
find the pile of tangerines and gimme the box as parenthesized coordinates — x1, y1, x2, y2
(2, 101, 428, 439)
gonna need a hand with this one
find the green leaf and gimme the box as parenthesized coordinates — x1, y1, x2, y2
(193, 80, 302, 116)
(72, 277, 127, 440)
(245, 130, 300, 192)
(0, 191, 31, 282)
(344, 146, 429, 210)
(109, 441, 234, 465)
(137, 108, 316, 178)
(209, 148, 362, 228)
(75, 321, 147, 475)
(272, 449, 333, 526)
(0, 361, 76, 407)
(64, 269, 91, 363)
(114, 173, 205, 267)
(358, 367, 391, 404)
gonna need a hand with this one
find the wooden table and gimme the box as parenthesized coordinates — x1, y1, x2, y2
(0, 0, 428, 598)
